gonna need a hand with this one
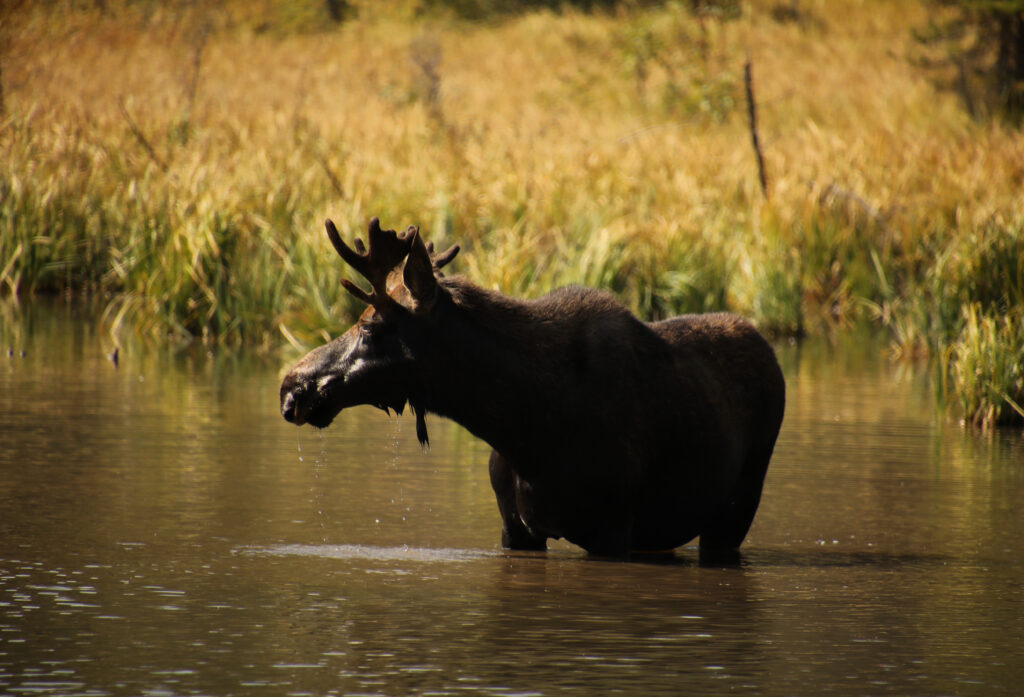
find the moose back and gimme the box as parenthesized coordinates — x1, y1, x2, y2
(280, 218, 786, 557)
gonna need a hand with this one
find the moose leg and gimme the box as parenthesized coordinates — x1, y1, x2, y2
(698, 447, 771, 553)
(488, 451, 547, 550)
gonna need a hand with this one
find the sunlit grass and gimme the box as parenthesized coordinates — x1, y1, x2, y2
(2, 0, 1023, 425)
(946, 304, 1024, 428)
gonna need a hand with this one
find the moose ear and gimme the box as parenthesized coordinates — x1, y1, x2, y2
(403, 230, 437, 304)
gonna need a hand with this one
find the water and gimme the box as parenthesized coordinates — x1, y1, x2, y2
(1, 299, 1022, 696)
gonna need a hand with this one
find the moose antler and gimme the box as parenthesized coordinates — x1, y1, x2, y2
(326, 217, 416, 306)
(426, 240, 460, 274)
(325, 217, 461, 307)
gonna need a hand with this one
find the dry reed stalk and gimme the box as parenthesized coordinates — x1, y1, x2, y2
(118, 97, 169, 172)
(744, 56, 768, 200)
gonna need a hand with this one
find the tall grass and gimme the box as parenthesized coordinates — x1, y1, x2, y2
(2, 0, 1023, 425)
(946, 304, 1024, 428)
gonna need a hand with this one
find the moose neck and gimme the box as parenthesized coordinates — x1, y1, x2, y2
(416, 278, 581, 460)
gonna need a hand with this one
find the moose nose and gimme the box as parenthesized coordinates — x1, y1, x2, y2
(281, 387, 307, 425)
(281, 391, 298, 423)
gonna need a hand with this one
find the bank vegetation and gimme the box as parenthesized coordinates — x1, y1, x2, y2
(2, 0, 1022, 426)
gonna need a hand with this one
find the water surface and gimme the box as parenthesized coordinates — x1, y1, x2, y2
(1, 300, 1022, 695)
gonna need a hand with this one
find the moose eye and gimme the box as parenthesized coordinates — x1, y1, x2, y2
(358, 320, 392, 338)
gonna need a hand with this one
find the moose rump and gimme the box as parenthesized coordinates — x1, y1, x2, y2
(280, 218, 786, 557)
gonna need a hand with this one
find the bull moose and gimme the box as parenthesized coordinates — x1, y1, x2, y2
(280, 217, 785, 557)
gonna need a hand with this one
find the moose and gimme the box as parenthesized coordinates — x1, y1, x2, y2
(280, 217, 786, 557)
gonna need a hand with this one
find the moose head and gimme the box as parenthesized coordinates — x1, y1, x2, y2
(279, 217, 458, 443)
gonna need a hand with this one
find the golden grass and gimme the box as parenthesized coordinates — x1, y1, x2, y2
(2, 0, 1023, 423)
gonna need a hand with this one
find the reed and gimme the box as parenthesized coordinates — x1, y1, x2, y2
(946, 304, 1024, 428)
(2, 0, 1022, 424)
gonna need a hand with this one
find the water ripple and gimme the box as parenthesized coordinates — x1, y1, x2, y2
(245, 543, 496, 563)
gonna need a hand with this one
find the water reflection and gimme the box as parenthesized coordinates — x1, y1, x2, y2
(257, 543, 497, 563)
(1, 299, 1023, 696)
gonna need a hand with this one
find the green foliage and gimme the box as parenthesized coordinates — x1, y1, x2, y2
(946, 303, 1024, 427)
(872, 219, 1024, 426)
(917, 1, 1024, 124)
(424, 0, 624, 20)
(616, 2, 740, 121)
(648, 244, 731, 319)
(749, 242, 804, 337)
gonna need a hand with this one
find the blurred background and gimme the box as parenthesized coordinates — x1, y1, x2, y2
(1, 0, 1022, 426)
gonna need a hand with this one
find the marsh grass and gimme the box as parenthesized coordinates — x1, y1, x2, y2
(946, 304, 1024, 428)
(2, 0, 1023, 425)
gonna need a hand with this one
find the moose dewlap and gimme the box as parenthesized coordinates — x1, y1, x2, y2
(280, 218, 786, 557)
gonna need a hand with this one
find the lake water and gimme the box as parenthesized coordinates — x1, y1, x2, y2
(1, 299, 1022, 696)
